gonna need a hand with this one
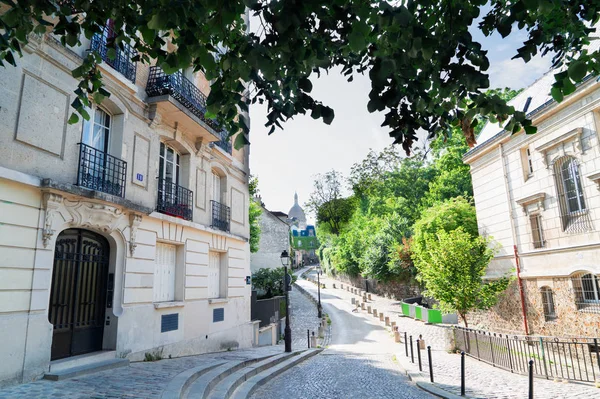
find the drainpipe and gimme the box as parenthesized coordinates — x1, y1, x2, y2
(499, 143, 530, 335)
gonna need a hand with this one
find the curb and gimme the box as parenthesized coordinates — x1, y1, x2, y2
(395, 354, 469, 399)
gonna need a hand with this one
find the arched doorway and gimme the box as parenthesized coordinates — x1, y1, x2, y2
(48, 229, 110, 360)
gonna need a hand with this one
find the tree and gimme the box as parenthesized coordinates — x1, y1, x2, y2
(251, 267, 297, 299)
(3, 2, 599, 152)
(415, 227, 509, 327)
(306, 170, 347, 235)
(248, 175, 261, 253)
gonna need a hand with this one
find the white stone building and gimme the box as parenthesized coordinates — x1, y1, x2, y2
(250, 207, 290, 272)
(464, 67, 600, 336)
(0, 29, 254, 386)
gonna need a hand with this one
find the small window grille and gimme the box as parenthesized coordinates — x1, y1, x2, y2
(529, 214, 545, 249)
(526, 148, 534, 175)
(571, 273, 600, 312)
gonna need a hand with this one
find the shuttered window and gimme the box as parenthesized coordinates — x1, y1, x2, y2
(208, 251, 221, 299)
(154, 243, 177, 302)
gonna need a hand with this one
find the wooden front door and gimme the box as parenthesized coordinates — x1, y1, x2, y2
(48, 229, 110, 360)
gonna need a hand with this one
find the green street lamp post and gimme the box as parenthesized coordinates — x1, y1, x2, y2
(281, 250, 292, 353)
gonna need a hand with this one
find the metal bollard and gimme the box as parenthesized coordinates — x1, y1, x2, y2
(404, 332, 408, 357)
(307, 329, 310, 348)
(461, 351, 465, 396)
(417, 340, 423, 371)
(528, 359, 534, 399)
(410, 335, 414, 363)
(428, 346, 434, 383)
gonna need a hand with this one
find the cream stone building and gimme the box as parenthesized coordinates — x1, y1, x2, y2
(0, 27, 254, 387)
(464, 66, 600, 337)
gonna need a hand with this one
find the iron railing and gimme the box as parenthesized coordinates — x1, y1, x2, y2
(90, 26, 137, 83)
(76, 143, 127, 197)
(157, 178, 193, 221)
(146, 67, 222, 132)
(211, 200, 231, 232)
(454, 327, 600, 383)
(211, 130, 233, 154)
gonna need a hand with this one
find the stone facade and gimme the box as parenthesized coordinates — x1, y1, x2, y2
(464, 60, 600, 337)
(334, 274, 421, 301)
(0, 31, 252, 387)
(250, 206, 290, 272)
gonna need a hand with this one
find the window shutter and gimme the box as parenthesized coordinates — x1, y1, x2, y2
(154, 243, 177, 302)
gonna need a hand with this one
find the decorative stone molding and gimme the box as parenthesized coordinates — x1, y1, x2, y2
(586, 171, 600, 190)
(535, 127, 583, 168)
(516, 192, 546, 215)
(64, 199, 126, 233)
(129, 213, 143, 256)
(42, 192, 64, 247)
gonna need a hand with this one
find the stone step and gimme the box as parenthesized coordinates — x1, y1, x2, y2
(49, 350, 118, 373)
(160, 361, 225, 399)
(230, 349, 322, 399)
(43, 358, 129, 381)
(183, 355, 273, 399)
(206, 351, 302, 399)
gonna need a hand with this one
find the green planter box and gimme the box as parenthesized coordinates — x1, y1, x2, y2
(415, 306, 422, 320)
(401, 303, 410, 316)
(427, 309, 443, 323)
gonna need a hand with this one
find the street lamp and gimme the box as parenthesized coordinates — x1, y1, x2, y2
(281, 250, 292, 353)
(317, 266, 322, 318)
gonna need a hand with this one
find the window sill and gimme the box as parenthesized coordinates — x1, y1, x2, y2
(209, 298, 229, 304)
(154, 301, 185, 309)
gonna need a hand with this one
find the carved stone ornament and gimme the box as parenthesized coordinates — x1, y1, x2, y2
(64, 199, 125, 233)
(587, 172, 600, 191)
(535, 127, 583, 168)
(42, 192, 63, 248)
(129, 213, 143, 256)
(515, 192, 546, 215)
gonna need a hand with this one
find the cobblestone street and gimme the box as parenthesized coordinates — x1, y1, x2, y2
(251, 269, 434, 399)
(310, 271, 600, 399)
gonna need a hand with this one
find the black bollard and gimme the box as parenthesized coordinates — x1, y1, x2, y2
(460, 351, 465, 396)
(410, 335, 414, 363)
(307, 329, 310, 348)
(427, 346, 434, 383)
(417, 340, 423, 371)
(404, 332, 408, 357)
(528, 359, 534, 399)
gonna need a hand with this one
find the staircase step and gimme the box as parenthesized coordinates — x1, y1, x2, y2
(206, 351, 301, 399)
(160, 362, 224, 399)
(44, 358, 129, 381)
(49, 350, 118, 372)
(184, 354, 275, 399)
(231, 349, 322, 399)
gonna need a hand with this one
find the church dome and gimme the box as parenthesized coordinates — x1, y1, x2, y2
(287, 193, 307, 229)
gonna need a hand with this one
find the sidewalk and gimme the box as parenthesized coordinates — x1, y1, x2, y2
(309, 270, 600, 399)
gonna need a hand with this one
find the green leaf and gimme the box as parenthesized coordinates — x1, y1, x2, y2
(148, 13, 168, 30)
(107, 48, 117, 61)
(551, 86, 564, 102)
(67, 113, 79, 124)
(567, 60, 587, 82)
(298, 77, 313, 93)
(234, 133, 249, 150)
(524, 125, 537, 135)
(322, 107, 335, 125)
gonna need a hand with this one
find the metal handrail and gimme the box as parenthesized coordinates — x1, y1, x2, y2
(76, 143, 127, 197)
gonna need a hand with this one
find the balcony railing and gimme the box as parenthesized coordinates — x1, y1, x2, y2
(211, 200, 231, 232)
(211, 130, 233, 154)
(90, 26, 137, 83)
(157, 178, 194, 221)
(146, 67, 221, 132)
(76, 143, 127, 197)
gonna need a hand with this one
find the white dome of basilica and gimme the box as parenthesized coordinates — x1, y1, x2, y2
(287, 192, 307, 229)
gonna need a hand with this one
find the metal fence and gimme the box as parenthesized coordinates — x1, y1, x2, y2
(90, 25, 137, 83)
(77, 143, 127, 197)
(156, 178, 193, 221)
(211, 200, 231, 232)
(454, 327, 600, 383)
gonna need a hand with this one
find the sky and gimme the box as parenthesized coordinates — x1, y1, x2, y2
(249, 21, 553, 224)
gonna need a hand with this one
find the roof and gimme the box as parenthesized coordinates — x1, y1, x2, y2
(270, 211, 288, 217)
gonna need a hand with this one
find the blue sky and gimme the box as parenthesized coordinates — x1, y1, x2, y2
(249, 24, 552, 222)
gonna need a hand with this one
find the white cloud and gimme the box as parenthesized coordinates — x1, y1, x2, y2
(488, 54, 552, 90)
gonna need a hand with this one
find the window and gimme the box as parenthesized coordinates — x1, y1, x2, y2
(82, 106, 111, 152)
(554, 157, 591, 232)
(208, 251, 227, 299)
(529, 214, 545, 249)
(526, 148, 534, 175)
(572, 273, 600, 312)
(521, 147, 534, 180)
(159, 143, 180, 185)
(154, 243, 177, 302)
(540, 287, 556, 321)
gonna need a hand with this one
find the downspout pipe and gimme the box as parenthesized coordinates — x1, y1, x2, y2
(499, 143, 530, 335)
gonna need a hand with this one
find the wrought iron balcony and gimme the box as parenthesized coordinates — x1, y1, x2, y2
(90, 26, 137, 83)
(146, 66, 222, 132)
(211, 130, 233, 154)
(76, 143, 127, 197)
(157, 178, 193, 221)
(211, 200, 231, 233)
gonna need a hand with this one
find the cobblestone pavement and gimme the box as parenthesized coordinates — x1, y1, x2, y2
(290, 277, 322, 350)
(251, 269, 434, 399)
(314, 272, 600, 399)
(0, 347, 283, 399)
